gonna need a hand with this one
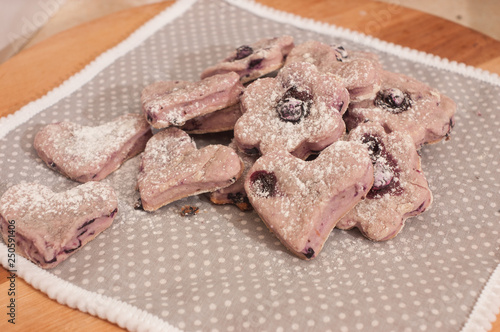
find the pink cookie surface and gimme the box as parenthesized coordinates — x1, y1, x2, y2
(137, 127, 243, 211)
(337, 122, 433, 241)
(234, 61, 349, 159)
(344, 70, 456, 148)
(141, 72, 244, 129)
(181, 103, 243, 134)
(209, 141, 258, 211)
(0, 182, 118, 269)
(201, 35, 294, 83)
(34, 113, 153, 183)
(245, 141, 374, 260)
(285, 41, 382, 101)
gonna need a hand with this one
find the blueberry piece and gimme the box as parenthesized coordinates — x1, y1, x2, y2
(276, 87, 312, 123)
(228, 192, 248, 204)
(44, 256, 58, 264)
(304, 247, 315, 259)
(333, 45, 348, 61)
(64, 239, 82, 254)
(283, 86, 312, 102)
(361, 134, 402, 198)
(77, 218, 96, 230)
(248, 58, 263, 69)
(235, 45, 253, 60)
(250, 170, 277, 198)
(412, 201, 428, 214)
(372, 161, 394, 191)
(374, 88, 412, 113)
(277, 98, 306, 122)
(49, 161, 56, 168)
(109, 208, 118, 218)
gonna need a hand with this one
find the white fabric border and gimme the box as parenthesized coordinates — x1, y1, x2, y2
(225, 0, 500, 87)
(0, 246, 181, 332)
(0, 0, 499, 331)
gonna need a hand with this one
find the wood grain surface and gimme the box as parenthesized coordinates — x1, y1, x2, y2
(0, 1, 499, 331)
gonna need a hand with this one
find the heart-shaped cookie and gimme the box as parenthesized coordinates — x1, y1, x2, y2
(34, 113, 153, 182)
(141, 72, 244, 129)
(201, 35, 294, 83)
(337, 122, 433, 241)
(137, 127, 243, 211)
(245, 141, 374, 260)
(0, 182, 118, 269)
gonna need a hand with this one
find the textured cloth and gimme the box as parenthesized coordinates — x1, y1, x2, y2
(1, 0, 499, 331)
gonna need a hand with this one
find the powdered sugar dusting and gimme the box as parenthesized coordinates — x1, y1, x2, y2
(235, 61, 349, 159)
(0, 182, 117, 242)
(245, 140, 373, 258)
(337, 122, 432, 241)
(34, 113, 151, 180)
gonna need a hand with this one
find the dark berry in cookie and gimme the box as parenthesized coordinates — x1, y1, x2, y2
(374, 88, 412, 113)
(235, 45, 253, 60)
(249, 170, 277, 198)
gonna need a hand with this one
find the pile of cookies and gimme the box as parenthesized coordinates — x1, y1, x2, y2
(0, 35, 456, 267)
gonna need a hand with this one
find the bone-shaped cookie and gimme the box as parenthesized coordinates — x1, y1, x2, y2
(0, 182, 118, 269)
(181, 103, 243, 134)
(137, 127, 243, 211)
(201, 35, 294, 83)
(141, 72, 244, 129)
(34, 113, 152, 183)
(337, 122, 433, 241)
(234, 61, 349, 159)
(245, 141, 374, 260)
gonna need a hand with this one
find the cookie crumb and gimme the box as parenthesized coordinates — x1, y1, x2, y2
(180, 205, 199, 216)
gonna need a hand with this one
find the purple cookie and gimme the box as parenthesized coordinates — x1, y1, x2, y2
(285, 41, 382, 101)
(137, 127, 243, 211)
(181, 103, 243, 134)
(141, 72, 244, 129)
(201, 35, 294, 83)
(209, 141, 258, 211)
(245, 141, 374, 260)
(336, 122, 433, 241)
(234, 61, 349, 159)
(0, 182, 118, 269)
(34, 113, 153, 183)
(344, 70, 456, 148)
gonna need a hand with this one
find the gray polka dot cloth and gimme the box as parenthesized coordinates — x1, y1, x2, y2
(1, 0, 499, 331)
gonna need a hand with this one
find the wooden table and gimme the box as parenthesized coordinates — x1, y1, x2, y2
(0, 1, 499, 331)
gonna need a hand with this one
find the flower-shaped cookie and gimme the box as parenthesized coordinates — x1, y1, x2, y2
(141, 72, 244, 129)
(137, 127, 243, 211)
(0, 182, 118, 268)
(34, 113, 153, 183)
(245, 140, 374, 260)
(285, 41, 382, 101)
(336, 122, 433, 241)
(344, 70, 456, 148)
(234, 61, 349, 159)
(201, 35, 294, 83)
